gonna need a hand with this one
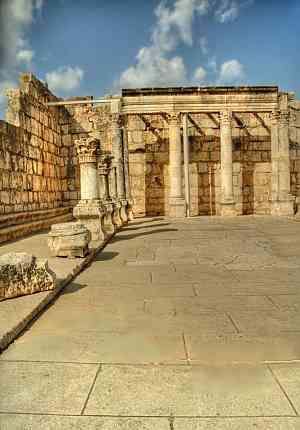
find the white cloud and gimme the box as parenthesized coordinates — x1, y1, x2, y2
(193, 66, 207, 82)
(17, 49, 34, 64)
(0, 80, 17, 113)
(119, 0, 211, 88)
(45, 66, 84, 93)
(218, 59, 245, 83)
(120, 47, 186, 88)
(152, 0, 210, 51)
(0, 0, 42, 88)
(215, 0, 239, 23)
(199, 36, 208, 55)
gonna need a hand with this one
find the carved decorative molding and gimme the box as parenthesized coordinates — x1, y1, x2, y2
(75, 137, 101, 163)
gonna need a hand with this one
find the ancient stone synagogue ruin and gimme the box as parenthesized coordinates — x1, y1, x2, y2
(1, 73, 300, 244)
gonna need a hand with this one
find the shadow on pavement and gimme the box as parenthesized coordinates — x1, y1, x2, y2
(111, 228, 178, 242)
(123, 223, 171, 232)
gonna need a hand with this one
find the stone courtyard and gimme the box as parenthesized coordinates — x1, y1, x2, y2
(1, 215, 300, 428)
(1, 74, 300, 428)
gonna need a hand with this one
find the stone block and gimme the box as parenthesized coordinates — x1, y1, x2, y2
(0, 252, 56, 301)
(48, 222, 91, 257)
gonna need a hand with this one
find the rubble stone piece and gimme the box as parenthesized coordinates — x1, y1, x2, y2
(0, 252, 56, 301)
(48, 222, 91, 257)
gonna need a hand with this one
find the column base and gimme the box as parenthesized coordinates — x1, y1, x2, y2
(271, 196, 295, 216)
(103, 201, 116, 236)
(112, 200, 123, 229)
(126, 198, 134, 221)
(169, 197, 186, 218)
(220, 200, 237, 217)
(120, 199, 129, 224)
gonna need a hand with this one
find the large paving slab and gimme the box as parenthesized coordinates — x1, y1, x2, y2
(1, 331, 186, 364)
(173, 417, 300, 429)
(0, 415, 170, 430)
(84, 364, 294, 416)
(0, 361, 99, 414)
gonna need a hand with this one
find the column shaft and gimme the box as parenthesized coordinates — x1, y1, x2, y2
(168, 113, 185, 217)
(183, 113, 190, 217)
(111, 114, 126, 199)
(220, 111, 236, 216)
(81, 163, 98, 200)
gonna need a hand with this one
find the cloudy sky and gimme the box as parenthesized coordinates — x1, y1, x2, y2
(0, 0, 299, 117)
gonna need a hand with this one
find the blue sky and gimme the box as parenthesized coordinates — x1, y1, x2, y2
(0, 0, 299, 117)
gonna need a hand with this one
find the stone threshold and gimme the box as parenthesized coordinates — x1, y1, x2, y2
(0, 233, 115, 352)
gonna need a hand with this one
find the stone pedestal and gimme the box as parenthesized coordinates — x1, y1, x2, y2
(270, 110, 295, 216)
(168, 113, 186, 218)
(220, 110, 236, 217)
(120, 199, 128, 223)
(48, 222, 91, 257)
(112, 200, 123, 229)
(73, 200, 106, 242)
(103, 201, 115, 235)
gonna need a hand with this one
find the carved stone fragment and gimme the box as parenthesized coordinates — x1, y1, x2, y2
(48, 222, 91, 257)
(0, 252, 56, 301)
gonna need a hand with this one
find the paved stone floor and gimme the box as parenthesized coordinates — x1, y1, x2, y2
(1, 216, 300, 429)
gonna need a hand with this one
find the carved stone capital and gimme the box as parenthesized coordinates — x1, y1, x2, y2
(270, 110, 280, 125)
(279, 110, 290, 127)
(75, 137, 101, 163)
(97, 153, 114, 175)
(168, 112, 181, 126)
(219, 110, 232, 126)
(110, 113, 124, 129)
(270, 110, 290, 127)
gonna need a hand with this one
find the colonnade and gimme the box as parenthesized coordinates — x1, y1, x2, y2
(74, 107, 294, 228)
(167, 109, 294, 217)
(73, 112, 133, 243)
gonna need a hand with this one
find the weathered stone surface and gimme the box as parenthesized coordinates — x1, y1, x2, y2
(0, 252, 56, 301)
(48, 222, 91, 257)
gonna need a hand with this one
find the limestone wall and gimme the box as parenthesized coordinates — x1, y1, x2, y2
(0, 74, 73, 242)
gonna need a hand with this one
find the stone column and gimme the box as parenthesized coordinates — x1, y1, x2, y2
(73, 137, 106, 243)
(270, 110, 294, 215)
(182, 113, 190, 217)
(107, 161, 122, 229)
(98, 154, 115, 235)
(123, 122, 134, 220)
(168, 112, 185, 218)
(111, 113, 126, 199)
(220, 110, 236, 216)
